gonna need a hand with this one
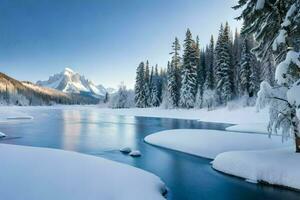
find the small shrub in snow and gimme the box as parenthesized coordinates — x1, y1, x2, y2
(109, 83, 135, 109)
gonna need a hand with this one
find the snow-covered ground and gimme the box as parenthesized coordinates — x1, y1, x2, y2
(226, 123, 268, 134)
(213, 148, 300, 190)
(144, 129, 291, 159)
(0, 144, 166, 200)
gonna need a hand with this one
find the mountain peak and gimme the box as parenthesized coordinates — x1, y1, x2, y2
(37, 69, 108, 98)
(63, 67, 74, 74)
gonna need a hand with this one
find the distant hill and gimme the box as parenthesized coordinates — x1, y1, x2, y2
(37, 68, 108, 98)
(0, 72, 99, 106)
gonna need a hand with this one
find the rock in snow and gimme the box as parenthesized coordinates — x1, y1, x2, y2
(120, 147, 132, 153)
(129, 150, 142, 157)
(0, 132, 6, 137)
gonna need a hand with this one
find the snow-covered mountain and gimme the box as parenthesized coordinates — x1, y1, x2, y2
(0, 72, 99, 106)
(37, 68, 109, 98)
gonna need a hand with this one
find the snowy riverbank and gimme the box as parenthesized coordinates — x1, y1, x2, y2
(0, 144, 166, 200)
(213, 148, 300, 190)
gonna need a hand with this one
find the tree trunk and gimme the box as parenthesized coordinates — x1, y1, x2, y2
(296, 134, 300, 153)
(291, 108, 300, 153)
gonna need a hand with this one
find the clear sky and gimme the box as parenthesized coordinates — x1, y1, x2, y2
(0, 0, 241, 89)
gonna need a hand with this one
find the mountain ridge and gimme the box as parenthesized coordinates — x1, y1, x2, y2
(37, 68, 109, 98)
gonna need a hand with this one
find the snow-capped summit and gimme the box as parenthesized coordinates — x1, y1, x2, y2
(37, 68, 107, 97)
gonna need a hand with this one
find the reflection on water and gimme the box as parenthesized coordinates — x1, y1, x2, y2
(0, 108, 299, 200)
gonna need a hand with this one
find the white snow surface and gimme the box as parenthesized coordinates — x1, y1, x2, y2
(0, 144, 165, 200)
(226, 123, 268, 134)
(144, 129, 291, 159)
(213, 147, 300, 190)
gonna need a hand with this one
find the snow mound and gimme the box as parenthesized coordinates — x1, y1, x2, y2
(212, 148, 300, 190)
(145, 129, 292, 159)
(120, 147, 132, 153)
(0, 144, 165, 200)
(129, 150, 141, 157)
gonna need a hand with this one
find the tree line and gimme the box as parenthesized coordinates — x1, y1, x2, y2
(134, 23, 275, 109)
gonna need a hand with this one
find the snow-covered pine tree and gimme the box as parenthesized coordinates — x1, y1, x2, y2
(155, 65, 163, 103)
(179, 29, 198, 108)
(215, 24, 224, 105)
(235, 0, 300, 152)
(196, 49, 206, 108)
(144, 60, 151, 107)
(215, 22, 234, 105)
(240, 35, 257, 99)
(166, 60, 178, 108)
(169, 37, 181, 106)
(232, 29, 242, 96)
(134, 62, 146, 107)
(204, 35, 215, 91)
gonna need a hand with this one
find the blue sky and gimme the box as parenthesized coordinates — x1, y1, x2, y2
(0, 0, 241, 89)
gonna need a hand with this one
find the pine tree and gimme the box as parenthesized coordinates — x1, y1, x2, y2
(204, 35, 215, 90)
(149, 66, 160, 107)
(166, 61, 178, 108)
(179, 29, 198, 108)
(232, 29, 242, 96)
(134, 62, 146, 107)
(240, 35, 257, 98)
(170, 37, 181, 106)
(215, 22, 234, 105)
(235, 0, 300, 152)
(144, 60, 151, 107)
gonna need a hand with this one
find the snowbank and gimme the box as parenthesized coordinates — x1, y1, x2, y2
(145, 129, 291, 159)
(0, 144, 166, 200)
(226, 123, 268, 134)
(212, 148, 300, 190)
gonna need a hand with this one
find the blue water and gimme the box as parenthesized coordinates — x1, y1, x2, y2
(0, 108, 299, 200)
